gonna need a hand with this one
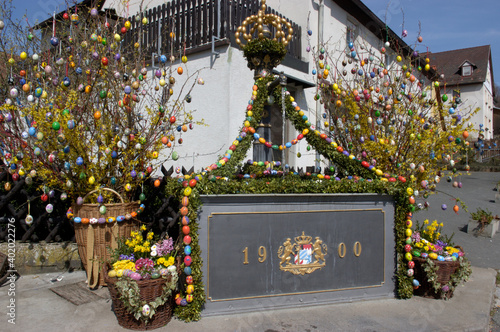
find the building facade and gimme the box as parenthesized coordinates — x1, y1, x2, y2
(430, 45, 496, 140)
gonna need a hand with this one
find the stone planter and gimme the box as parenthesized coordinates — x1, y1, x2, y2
(468, 218, 499, 238)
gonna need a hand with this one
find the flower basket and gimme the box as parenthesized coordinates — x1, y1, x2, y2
(413, 257, 460, 299)
(104, 265, 178, 330)
(70, 188, 141, 288)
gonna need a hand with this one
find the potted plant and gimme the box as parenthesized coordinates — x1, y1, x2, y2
(468, 207, 499, 237)
(105, 224, 179, 330)
(410, 219, 472, 299)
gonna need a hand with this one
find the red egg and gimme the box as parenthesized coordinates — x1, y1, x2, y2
(182, 225, 190, 235)
(404, 244, 412, 252)
(189, 179, 197, 187)
(184, 255, 192, 266)
(183, 235, 191, 244)
(101, 57, 108, 66)
(169, 116, 176, 124)
(121, 27, 127, 34)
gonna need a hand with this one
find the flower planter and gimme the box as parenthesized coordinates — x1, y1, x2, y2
(413, 257, 460, 299)
(467, 218, 499, 238)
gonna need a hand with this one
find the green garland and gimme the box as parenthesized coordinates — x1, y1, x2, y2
(115, 271, 178, 324)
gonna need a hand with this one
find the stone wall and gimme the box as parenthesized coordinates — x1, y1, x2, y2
(0, 242, 82, 275)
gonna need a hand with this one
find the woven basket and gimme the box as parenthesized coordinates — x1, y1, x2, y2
(413, 257, 460, 299)
(105, 272, 174, 330)
(72, 188, 140, 288)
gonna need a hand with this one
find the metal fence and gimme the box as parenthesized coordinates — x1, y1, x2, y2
(122, 0, 302, 61)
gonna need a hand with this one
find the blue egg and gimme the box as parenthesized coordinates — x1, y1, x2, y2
(111, 151, 118, 159)
(370, 135, 375, 141)
(348, 42, 354, 49)
(176, 125, 182, 132)
(253, 133, 260, 140)
(184, 245, 192, 255)
(184, 267, 192, 275)
(412, 279, 420, 287)
(10, 163, 17, 170)
(75, 67, 82, 74)
(160, 55, 167, 63)
(376, 118, 383, 125)
(111, 177, 117, 185)
(28, 127, 36, 136)
(64, 162, 71, 170)
(285, 142, 292, 148)
(74, 217, 82, 223)
(437, 255, 445, 261)
(370, 72, 375, 78)
(21, 131, 28, 139)
(312, 69, 317, 75)
(20, 78, 26, 85)
(35, 87, 42, 97)
(34, 147, 41, 156)
(357, 69, 363, 76)
(76, 156, 84, 165)
(351, 51, 356, 58)
(448, 108, 455, 114)
(67, 120, 75, 129)
(63, 146, 70, 154)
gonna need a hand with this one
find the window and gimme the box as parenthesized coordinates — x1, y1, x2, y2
(462, 64, 472, 76)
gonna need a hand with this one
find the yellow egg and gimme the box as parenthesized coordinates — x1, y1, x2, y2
(405, 228, 412, 237)
(20, 52, 28, 60)
(405, 252, 412, 261)
(116, 269, 124, 277)
(108, 270, 117, 278)
(429, 253, 438, 260)
(88, 176, 95, 184)
(406, 187, 413, 195)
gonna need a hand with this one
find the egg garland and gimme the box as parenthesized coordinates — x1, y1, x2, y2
(66, 204, 145, 224)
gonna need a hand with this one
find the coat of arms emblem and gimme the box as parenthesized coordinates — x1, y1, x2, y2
(278, 232, 327, 275)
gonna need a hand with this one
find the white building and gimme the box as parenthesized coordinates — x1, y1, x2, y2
(430, 45, 496, 140)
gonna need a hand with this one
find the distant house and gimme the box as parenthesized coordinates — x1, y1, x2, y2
(430, 45, 495, 140)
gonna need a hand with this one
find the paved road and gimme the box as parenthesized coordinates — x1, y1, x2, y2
(415, 171, 500, 269)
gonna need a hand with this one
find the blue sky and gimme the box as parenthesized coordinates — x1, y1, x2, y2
(9, 0, 500, 86)
(362, 0, 500, 87)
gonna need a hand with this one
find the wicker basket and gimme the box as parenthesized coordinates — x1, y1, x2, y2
(105, 272, 174, 330)
(72, 188, 140, 288)
(413, 257, 460, 299)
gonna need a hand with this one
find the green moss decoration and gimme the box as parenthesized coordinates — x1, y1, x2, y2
(242, 38, 287, 63)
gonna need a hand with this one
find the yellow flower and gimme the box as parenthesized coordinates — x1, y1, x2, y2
(424, 246, 429, 251)
(165, 256, 175, 267)
(140, 224, 146, 231)
(147, 232, 154, 240)
(424, 220, 429, 225)
(415, 242, 423, 248)
(439, 223, 444, 227)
